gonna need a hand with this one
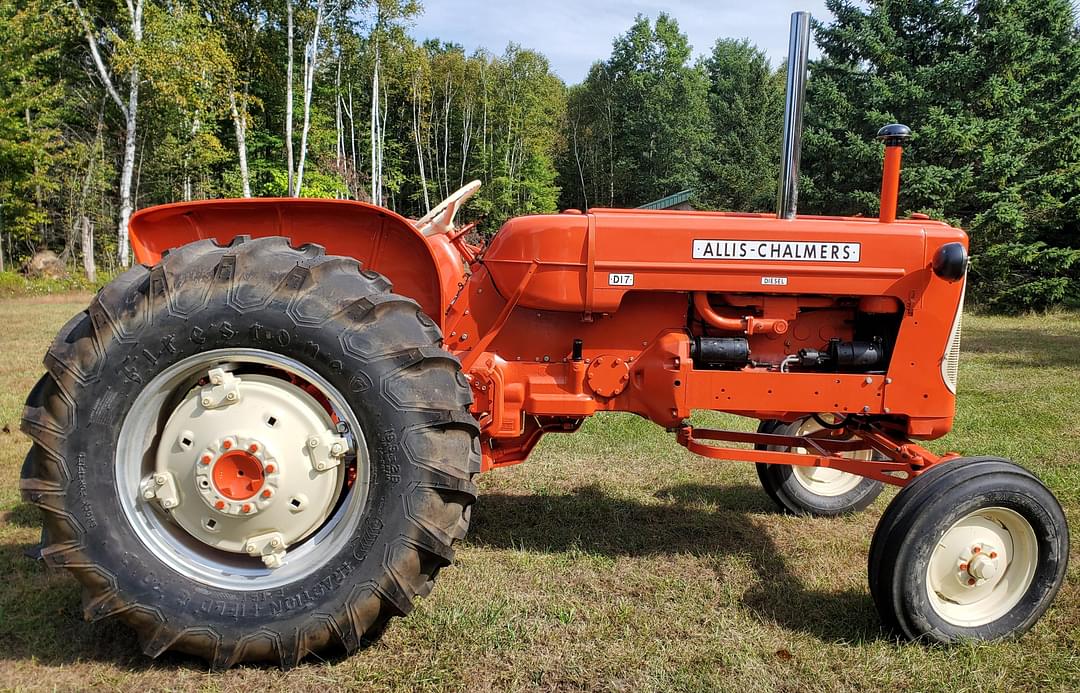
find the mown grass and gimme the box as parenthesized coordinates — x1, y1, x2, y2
(0, 296, 1077, 691)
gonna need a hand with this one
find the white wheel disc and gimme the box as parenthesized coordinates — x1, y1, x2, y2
(926, 507, 1038, 627)
(788, 419, 869, 497)
(116, 349, 369, 590)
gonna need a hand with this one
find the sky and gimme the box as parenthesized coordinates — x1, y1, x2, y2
(409, 1, 830, 84)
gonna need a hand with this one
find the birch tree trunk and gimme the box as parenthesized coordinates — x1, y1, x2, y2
(347, 85, 358, 195)
(294, 0, 325, 197)
(412, 73, 430, 213)
(81, 216, 96, 283)
(285, 0, 295, 195)
(230, 92, 252, 197)
(370, 46, 381, 205)
(75, 0, 143, 267)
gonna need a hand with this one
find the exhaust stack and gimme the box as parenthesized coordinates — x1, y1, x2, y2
(776, 11, 811, 220)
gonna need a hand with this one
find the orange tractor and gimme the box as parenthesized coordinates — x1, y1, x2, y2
(21, 12, 1067, 667)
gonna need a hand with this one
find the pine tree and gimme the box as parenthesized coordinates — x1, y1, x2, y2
(698, 39, 785, 212)
(803, 0, 1080, 310)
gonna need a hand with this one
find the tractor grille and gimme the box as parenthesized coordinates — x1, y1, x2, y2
(941, 282, 966, 394)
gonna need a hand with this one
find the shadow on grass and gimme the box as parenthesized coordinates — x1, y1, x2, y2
(469, 483, 884, 644)
(0, 503, 238, 670)
(962, 324, 1080, 369)
(0, 481, 882, 669)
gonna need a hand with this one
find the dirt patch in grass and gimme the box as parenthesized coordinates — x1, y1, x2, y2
(0, 299, 1077, 691)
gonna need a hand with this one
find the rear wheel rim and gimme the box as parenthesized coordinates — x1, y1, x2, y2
(116, 348, 370, 591)
(925, 506, 1038, 627)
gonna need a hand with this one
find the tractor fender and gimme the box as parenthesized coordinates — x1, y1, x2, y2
(128, 198, 464, 326)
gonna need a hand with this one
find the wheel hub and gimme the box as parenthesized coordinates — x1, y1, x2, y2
(141, 368, 352, 568)
(926, 507, 1039, 627)
(211, 449, 265, 500)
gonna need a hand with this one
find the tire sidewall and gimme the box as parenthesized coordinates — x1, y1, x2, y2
(67, 288, 429, 633)
(894, 477, 1067, 641)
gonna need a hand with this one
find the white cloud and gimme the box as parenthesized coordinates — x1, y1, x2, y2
(410, 0, 828, 82)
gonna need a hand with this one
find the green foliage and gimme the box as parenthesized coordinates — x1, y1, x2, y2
(803, 0, 1080, 310)
(698, 39, 784, 212)
(0, 0, 1077, 311)
(0, 0, 68, 243)
(558, 14, 709, 209)
(0, 269, 113, 297)
(969, 242, 1080, 313)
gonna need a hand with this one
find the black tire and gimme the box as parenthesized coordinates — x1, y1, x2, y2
(754, 418, 883, 517)
(20, 236, 480, 667)
(868, 457, 1069, 642)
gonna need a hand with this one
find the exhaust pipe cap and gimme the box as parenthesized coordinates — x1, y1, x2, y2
(876, 123, 912, 147)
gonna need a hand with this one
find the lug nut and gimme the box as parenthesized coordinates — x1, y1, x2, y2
(200, 455, 212, 465)
(972, 546, 981, 554)
(968, 578, 977, 586)
(248, 443, 258, 453)
(959, 563, 969, 572)
(222, 440, 233, 450)
(242, 503, 252, 513)
(989, 552, 998, 559)
(265, 464, 276, 474)
(215, 500, 226, 510)
(261, 489, 272, 499)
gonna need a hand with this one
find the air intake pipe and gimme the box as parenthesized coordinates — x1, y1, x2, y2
(776, 11, 811, 220)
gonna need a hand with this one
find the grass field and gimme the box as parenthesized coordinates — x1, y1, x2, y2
(0, 294, 1077, 691)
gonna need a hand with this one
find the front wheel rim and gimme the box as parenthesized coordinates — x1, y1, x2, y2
(116, 348, 370, 591)
(925, 506, 1039, 628)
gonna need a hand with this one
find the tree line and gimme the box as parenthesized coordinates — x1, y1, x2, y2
(1, 0, 1077, 310)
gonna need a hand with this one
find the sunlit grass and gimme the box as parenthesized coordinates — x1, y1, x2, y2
(0, 296, 1077, 690)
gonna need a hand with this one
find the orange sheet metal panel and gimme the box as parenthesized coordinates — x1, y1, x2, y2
(128, 198, 463, 327)
(483, 208, 965, 314)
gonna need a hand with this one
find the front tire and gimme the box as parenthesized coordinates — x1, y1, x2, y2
(20, 236, 480, 667)
(869, 457, 1069, 642)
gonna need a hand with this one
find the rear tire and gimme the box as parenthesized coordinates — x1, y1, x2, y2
(868, 457, 1068, 642)
(20, 236, 480, 667)
(754, 417, 883, 517)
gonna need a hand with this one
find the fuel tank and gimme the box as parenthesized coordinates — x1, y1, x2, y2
(482, 208, 967, 313)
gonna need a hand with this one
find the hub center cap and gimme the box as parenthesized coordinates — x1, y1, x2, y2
(213, 450, 265, 500)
